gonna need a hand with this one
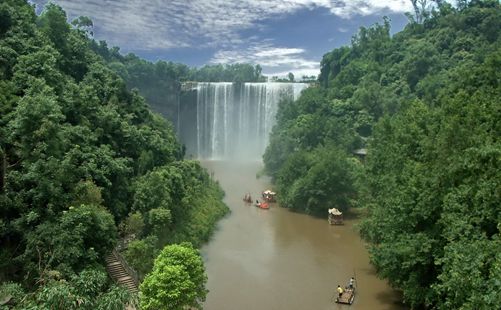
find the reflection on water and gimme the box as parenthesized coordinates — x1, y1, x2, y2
(201, 160, 405, 310)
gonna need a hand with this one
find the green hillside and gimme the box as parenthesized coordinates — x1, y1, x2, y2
(264, 1, 501, 308)
(0, 1, 227, 308)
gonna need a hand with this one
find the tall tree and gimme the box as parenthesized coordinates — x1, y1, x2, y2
(140, 243, 207, 310)
(410, 0, 430, 23)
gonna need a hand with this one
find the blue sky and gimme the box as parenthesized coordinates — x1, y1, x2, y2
(32, 0, 422, 78)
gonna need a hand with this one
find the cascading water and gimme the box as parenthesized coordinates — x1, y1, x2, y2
(179, 82, 307, 160)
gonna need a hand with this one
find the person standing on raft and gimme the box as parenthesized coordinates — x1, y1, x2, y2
(337, 285, 344, 297)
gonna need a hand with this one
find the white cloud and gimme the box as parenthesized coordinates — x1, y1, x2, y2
(327, 0, 412, 18)
(211, 42, 320, 78)
(34, 0, 415, 51)
(31, 0, 426, 77)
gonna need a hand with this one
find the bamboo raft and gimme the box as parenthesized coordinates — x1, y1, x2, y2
(335, 287, 355, 305)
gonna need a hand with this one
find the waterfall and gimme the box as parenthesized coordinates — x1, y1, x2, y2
(181, 82, 307, 160)
(194, 82, 233, 159)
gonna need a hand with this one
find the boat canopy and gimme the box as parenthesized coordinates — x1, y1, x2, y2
(328, 208, 342, 215)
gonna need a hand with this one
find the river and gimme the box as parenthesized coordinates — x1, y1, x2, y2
(201, 160, 405, 310)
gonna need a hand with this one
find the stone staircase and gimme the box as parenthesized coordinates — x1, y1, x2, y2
(105, 250, 139, 294)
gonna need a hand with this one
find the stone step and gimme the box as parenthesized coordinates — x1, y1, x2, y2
(108, 270, 128, 276)
(108, 267, 127, 274)
(120, 281, 138, 289)
(107, 265, 125, 271)
(110, 274, 129, 280)
(121, 281, 137, 289)
(105, 251, 138, 295)
(121, 281, 136, 287)
(105, 255, 116, 260)
(111, 273, 129, 280)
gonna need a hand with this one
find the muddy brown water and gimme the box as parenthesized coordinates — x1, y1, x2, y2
(201, 160, 405, 310)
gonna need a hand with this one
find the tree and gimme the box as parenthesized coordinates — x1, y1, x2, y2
(37, 3, 70, 53)
(275, 146, 358, 215)
(120, 211, 145, 238)
(0, 3, 13, 37)
(287, 72, 294, 82)
(124, 236, 158, 279)
(5, 269, 134, 309)
(140, 243, 207, 310)
(21, 204, 117, 279)
(254, 64, 263, 81)
(147, 207, 172, 236)
(410, 0, 431, 23)
(71, 16, 93, 37)
(0, 146, 5, 193)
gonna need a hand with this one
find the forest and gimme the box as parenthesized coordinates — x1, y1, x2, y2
(264, 0, 500, 308)
(88, 43, 268, 128)
(0, 0, 227, 308)
(1, 0, 500, 309)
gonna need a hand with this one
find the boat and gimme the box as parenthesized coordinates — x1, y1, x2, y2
(335, 286, 355, 305)
(262, 190, 277, 202)
(255, 201, 269, 209)
(243, 193, 252, 203)
(328, 208, 343, 225)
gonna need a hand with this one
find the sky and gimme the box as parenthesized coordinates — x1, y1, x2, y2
(31, 0, 419, 78)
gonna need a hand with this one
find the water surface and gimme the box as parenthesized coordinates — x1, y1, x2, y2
(201, 160, 404, 310)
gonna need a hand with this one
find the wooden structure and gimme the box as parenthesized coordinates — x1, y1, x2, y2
(106, 250, 139, 294)
(336, 287, 355, 305)
(353, 148, 367, 163)
(243, 193, 252, 203)
(328, 208, 343, 225)
(105, 249, 138, 309)
(262, 190, 276, 202)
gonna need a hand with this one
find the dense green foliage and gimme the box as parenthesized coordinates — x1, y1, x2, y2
(139, 243, 207, 310)
(188, 63, 265, 82)
(264, 1, 501, 308)
(123, 161, 227, 279)
(103, 51, 190, 124)
(0, 0, 228, 307)
(91, 46, 266, 124)
(0, 269, 133, 309)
